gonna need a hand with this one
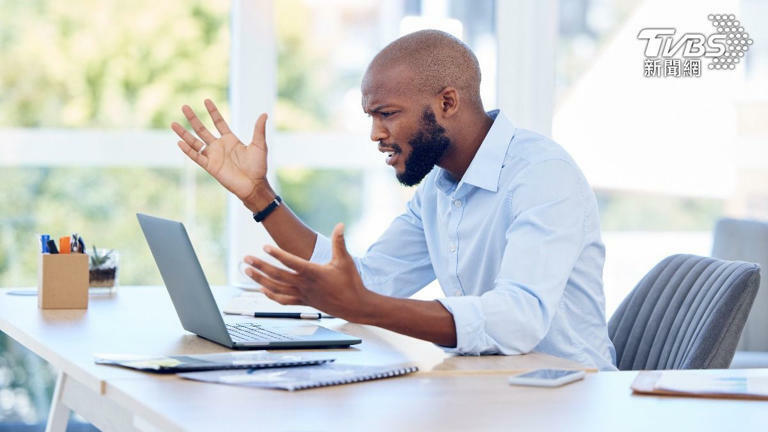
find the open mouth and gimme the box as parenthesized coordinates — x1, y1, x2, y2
(379, 145, 402, 167)
(385, 151, 401, 166)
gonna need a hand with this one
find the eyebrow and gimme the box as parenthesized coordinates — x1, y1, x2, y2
(365, 104, 392, 114)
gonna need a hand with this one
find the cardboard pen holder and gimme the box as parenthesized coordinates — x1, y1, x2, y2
(38, 253, 89, 309)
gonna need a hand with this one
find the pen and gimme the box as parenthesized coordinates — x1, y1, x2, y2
(40, 234, 50, 253)
(225, 312, 329, 320)
(255, 312, 322, 320)
(47, 239, 59, 254)
(59, 236, 71, 254)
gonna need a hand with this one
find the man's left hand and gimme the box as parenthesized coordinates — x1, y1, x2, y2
(243, 223, 372, 321)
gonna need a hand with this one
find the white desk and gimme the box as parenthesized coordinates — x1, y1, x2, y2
(0, 285, 590, 431)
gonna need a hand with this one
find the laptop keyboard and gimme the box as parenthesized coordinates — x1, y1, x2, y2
(225, 323, 297, 342)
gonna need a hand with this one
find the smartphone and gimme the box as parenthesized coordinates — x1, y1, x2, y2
(508, 368, 586, 387)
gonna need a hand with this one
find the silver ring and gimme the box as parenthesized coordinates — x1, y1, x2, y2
(198, 143, 208, 154)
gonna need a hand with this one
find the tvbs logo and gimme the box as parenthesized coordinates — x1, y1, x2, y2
(637, 28, 726, 58)
(637, 14, 752, 77)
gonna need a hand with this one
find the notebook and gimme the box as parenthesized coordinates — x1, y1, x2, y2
(94, 351, 334, 373)
(178, 363, 419, 391)
(631, 370, 768, 400)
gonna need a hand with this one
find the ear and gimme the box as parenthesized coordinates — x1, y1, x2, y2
(436, 87, 460, 119)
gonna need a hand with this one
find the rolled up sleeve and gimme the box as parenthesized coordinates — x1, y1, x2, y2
(437, 159, 587, 355)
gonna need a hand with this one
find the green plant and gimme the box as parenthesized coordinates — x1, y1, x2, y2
(89, 246, 115, 268)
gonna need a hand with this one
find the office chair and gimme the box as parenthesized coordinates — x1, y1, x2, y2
(608, 254, 760, 370)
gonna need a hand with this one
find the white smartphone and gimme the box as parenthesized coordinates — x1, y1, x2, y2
(508, 368, 586, 387)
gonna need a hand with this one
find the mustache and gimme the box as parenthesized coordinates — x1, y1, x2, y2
(378, 142, 403, 153)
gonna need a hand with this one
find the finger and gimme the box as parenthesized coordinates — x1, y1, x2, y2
(244, 266, 300, 297)
(243, 256, 300, 285)
(182, 105, 218, 144)
(263, 245, 315, 275)
(250, 113, 268, 150)
(204, 99, 232, 135)
(260, 287, 303, 306)
(171, 122, 206, 152)
(331, 223, 351, 262)
(176, 140, 209, 167)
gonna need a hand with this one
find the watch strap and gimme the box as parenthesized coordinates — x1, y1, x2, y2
(253, 195, 282, 223)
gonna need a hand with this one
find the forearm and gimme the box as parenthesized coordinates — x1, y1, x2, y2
(242, 182, 317, 260)
(354, 291, 457, 348)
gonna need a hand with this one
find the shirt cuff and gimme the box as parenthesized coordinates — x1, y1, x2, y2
(436, 296, 496, 355)
(309, 233, 332, 264)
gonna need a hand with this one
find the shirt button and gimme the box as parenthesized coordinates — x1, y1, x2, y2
(449, 244, 456, 253)
(453, 199, 462, 208)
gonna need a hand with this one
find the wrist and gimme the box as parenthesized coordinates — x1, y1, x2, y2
(242, 180, 276, 213)
(349, 290, 385, 325)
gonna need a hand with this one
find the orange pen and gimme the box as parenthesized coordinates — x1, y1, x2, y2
(59, 236, 71, 254)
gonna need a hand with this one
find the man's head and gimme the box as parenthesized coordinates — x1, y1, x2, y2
(361, 30, 483, 186)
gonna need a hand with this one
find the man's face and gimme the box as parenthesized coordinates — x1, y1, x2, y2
(362, 65, 451, 186)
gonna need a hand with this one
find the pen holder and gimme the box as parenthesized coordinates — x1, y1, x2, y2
(38, 253, 89, 309)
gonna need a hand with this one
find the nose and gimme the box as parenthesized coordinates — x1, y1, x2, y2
(370, 118, 388, 142)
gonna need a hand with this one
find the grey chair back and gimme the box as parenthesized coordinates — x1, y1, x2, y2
(711, 217, 768, 351)
(608, 254, 760, 370)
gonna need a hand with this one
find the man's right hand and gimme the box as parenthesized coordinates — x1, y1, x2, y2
(171, 99, 273, 209)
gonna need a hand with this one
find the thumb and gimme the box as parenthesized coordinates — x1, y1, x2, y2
(251, 113, 268, 150)
(330, 223, 351, 263)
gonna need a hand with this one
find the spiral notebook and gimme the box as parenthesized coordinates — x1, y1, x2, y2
(178, 363, 419, 391)
(94, 351, 334, 373)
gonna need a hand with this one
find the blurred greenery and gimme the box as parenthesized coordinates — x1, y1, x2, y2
(274, 0, 364, 131)
(0, 0, 230, 128)
(277, 168, 364, 236)
(0, 167, 227, 287)
(0, 0, 368, 424)
(0, 336, 55, 424)
(596, 190, 724, 231)
(0, 0, 231, 425)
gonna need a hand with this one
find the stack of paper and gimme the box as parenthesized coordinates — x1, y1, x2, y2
(632, 370, 768, 400)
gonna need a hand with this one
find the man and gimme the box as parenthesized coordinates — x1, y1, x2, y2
(171, 30, 617, 370)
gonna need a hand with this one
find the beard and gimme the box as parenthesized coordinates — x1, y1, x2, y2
(395, 108, 451, 187)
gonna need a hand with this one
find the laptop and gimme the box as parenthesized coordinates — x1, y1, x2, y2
(136, 213, 361, 349)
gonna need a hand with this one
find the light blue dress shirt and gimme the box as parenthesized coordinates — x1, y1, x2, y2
(310, 110, 617, 370)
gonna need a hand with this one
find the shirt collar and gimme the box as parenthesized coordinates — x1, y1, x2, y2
(436, 110, 515, 194)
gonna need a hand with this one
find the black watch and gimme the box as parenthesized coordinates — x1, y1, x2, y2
(252, 195, 282, 223)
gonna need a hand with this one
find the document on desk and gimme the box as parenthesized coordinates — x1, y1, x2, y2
(94, 351, 335, 373)
(223, 292, 328, 315)
(179, 363, 419, 391)
(632, 370, 768, 400)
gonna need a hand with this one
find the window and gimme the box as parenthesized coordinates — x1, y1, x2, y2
(553, 0, 768, 314)
(0, 1, 230, 423)
(0, 0, 231, 288)
(268, 0, 497, 259)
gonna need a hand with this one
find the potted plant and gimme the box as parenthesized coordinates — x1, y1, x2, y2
(89, 246, 119, 291)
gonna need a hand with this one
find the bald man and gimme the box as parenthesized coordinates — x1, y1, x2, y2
(172, 30, 617, 370)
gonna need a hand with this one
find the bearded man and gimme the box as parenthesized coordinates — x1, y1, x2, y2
(172, 30, 617, 370)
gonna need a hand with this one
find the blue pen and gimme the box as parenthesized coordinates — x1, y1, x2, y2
(40, 234, 50, 253)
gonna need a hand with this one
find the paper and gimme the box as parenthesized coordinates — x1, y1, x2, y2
(654, 372, 768, 397)
(632, 370, 768, 400)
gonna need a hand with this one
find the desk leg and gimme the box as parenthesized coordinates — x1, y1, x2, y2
(45, 372, 71, 432)
(45, 370, 146, 432)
